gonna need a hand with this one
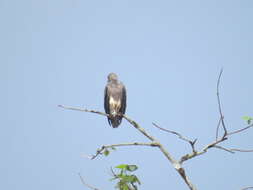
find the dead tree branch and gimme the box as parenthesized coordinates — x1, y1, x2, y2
(59, 105, 197, 190)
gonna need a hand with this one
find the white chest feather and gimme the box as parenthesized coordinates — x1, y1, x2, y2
(109, 97, 121, 115)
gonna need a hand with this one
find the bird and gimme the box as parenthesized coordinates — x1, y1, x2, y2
(104, 73, 127, 128)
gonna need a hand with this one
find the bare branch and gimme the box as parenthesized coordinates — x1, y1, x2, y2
(123, 115, 157, 142)
(230, 148, 253, 153)
(228, 124, 253, 136)
(153, 122, 197, 153)
(91, 142, 159, 160)
(180, 136, 228, 163)
(216, 69, 227, 138)
(58, 105, 109, 117)
(213, 145, 235, 153)
(78, 173, 100, 190)
(215, 117, 222, 141)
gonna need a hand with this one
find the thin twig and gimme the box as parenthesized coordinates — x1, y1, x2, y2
(216, 68, 227, 138)
(78, 173, 100, 190)
(213, 145, 235, 153)
(228, 124, 253, 136)
(91, 142, 159, 160)
(153, 122, 197, 153)
(230, 148, 253, 153)
(215, 117, 222, 141)
(180, 136, 228, 163)
(58, 105, 109, 117)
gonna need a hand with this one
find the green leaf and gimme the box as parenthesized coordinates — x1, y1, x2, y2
(103, 149, 110, 156)
(126, 165, 138, 172)
(116, 164, 128, 170)
(242, 116, 251, 120)
(242, 116, 253, 124)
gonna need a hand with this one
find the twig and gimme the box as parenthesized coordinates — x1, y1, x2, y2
(215, 117, 222, 141)
(78, 173, 100, 190)
(228, 124, 253, 136)
(180, 136, 228, 163)
(152, 122, 197, 153)
(58, 105, 109, 117)
(216, 69, 227, 138)
(91, 142, 159, 160)
(230, 148, 253, 153)
(213, 145, 235, 153)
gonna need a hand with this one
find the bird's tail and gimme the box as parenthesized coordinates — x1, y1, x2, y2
(110, 116, 122, 128)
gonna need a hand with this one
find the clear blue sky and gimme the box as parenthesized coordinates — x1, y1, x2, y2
(2, 0, 253, 190)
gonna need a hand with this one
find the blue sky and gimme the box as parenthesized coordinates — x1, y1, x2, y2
(2, 0, 253, 190)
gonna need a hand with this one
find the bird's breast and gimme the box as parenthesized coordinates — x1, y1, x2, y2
(109, 97, 121, 115)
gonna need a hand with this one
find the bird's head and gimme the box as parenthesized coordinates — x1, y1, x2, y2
(107, 73, 118, 82)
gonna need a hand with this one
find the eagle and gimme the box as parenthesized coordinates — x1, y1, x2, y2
(104, 73, 127, 128)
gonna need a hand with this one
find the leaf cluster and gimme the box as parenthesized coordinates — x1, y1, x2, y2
(111, 164, 141, 190)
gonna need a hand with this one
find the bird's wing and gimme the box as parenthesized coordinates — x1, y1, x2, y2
(104, 85, 110, 115)
(119, 83, 127, 114)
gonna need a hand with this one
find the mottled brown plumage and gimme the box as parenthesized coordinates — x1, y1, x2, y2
(104, 73, 126, 128)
